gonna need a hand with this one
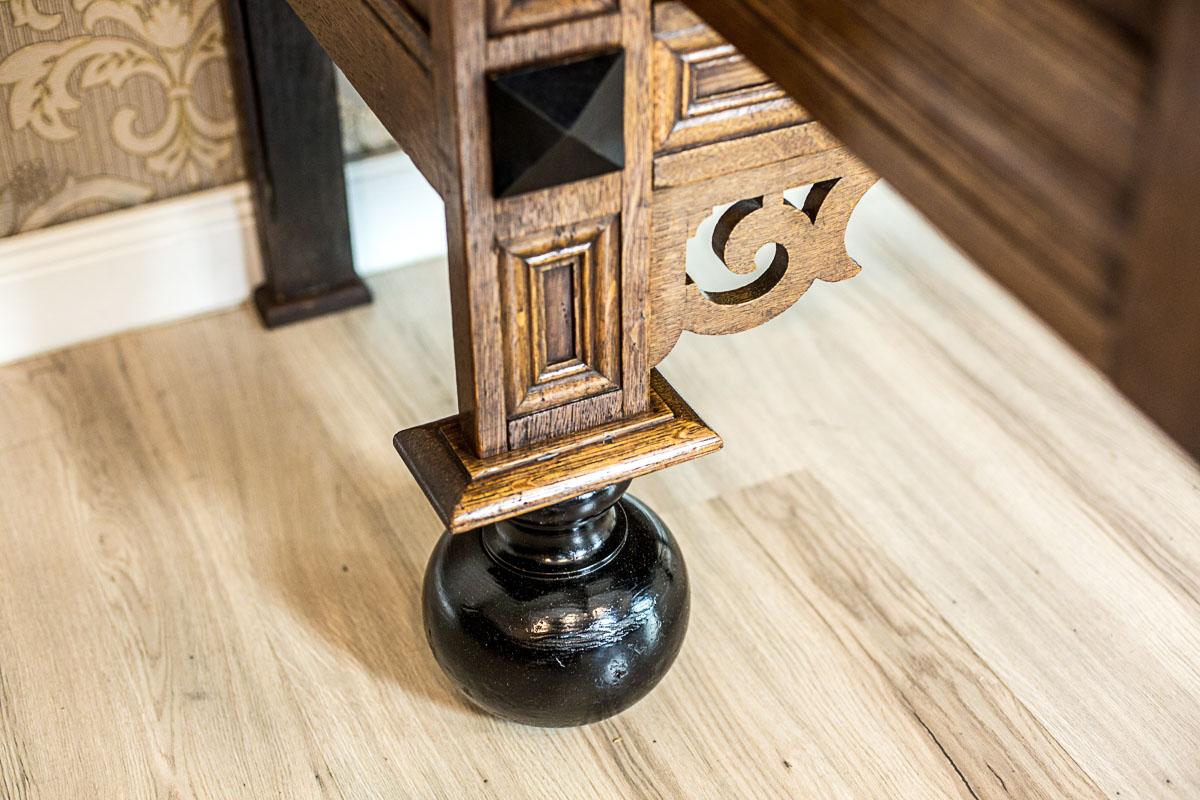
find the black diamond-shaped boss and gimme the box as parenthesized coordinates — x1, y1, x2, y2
(488, 51, 625, 198)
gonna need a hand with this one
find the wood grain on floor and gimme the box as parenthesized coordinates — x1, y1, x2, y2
(1, 185, 1197, 799)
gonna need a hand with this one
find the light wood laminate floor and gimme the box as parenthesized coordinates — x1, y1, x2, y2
(2, 186, 1199, 799)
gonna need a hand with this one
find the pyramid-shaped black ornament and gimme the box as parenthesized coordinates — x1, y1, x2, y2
(488, 51, 625, 198)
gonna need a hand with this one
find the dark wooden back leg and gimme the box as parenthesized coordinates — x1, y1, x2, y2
(224, 0, 372, 328)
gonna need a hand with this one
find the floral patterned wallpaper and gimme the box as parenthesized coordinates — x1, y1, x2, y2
(0, 0, 397, 239)
(0, 0, 244, 237)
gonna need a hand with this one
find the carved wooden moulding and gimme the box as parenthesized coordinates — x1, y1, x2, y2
(396, 372, 722, 533)
(500, 216, 623, 441)
(648, 147, 874, 363)
(684, 177, 865, 336)
(488, 0, 619, 36)
(652, 2, 810, 155)
(281, 0, 882, 732)
(648, 4, 839, 189)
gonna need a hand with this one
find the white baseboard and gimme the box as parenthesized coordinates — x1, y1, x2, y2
(0, 151, 447, 366)
(346, 151, 446, 276)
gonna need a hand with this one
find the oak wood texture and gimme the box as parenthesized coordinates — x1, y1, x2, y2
(498, 217, 622, 423)
(4, 186, 1200, 796)
(617, 0, 655, 422)
(649, 2, 841, 192)
(396, 371, 721, 533)
(682, 0, 1200, 456)
(282, 0, 872, 521)
(223, 0, 371, 328)
(650, 146, 872, 364)
(643, 3, 869, 363)
(422, 0, 659, 459)
(651, 3, 808, 157)
(489, 0, 617, 36)
(432, 0, 508, 457)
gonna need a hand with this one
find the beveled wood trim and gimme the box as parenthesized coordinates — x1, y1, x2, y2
(395, 371, 723, 533)
(498, 216, 622, 419)
(652, 119, 839, 190)
(447, 390, 676, 481)
(363, 0, 432, 65)
(652, 3, 808, 156)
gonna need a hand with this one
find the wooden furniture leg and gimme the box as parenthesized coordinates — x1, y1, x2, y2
(224, 0, 371, 328)
(284, 0, 873, 726)
(423, 481, 688, 726)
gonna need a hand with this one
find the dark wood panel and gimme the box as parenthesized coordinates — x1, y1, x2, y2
(1113, 0, 1200, 456)
(225, 0, 371, 328)
(1080, 0, 1164, 44)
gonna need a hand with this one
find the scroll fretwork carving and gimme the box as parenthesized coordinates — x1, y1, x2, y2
(682, 169, 873, 336)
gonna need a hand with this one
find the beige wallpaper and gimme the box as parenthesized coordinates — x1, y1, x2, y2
(338, 70, 396, 160)
(0, 0, 245, 236)
(0, 1, 397, 239)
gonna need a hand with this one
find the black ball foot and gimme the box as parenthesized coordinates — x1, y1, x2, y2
(422, 481, 689, 727)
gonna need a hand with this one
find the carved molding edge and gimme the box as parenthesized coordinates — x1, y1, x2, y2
(394, 371, 722, 533)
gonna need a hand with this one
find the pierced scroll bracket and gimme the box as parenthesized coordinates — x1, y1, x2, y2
(682, 164, 874, 336)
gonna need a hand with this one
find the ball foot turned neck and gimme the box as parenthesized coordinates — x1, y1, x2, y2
(422, 482, 689, 727)
(482, 482, 629, 578)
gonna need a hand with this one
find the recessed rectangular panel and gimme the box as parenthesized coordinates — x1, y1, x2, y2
(688, 48, 782, 114)
(537, 261, 580, 367)
(498, 216, 622, 427)
(652, 2, 810, 155)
